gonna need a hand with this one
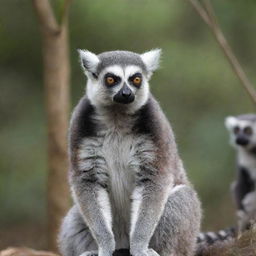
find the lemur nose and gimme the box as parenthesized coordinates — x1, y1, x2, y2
(236, 137, 249, 146)
(122, 90, 131, 98)
(122, 86, 132, 98)
(113, 84, 135, 104)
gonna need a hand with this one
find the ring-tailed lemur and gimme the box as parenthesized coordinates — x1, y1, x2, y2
(225, 114, 256, 231)
(189, 115, 256, 253)
(58, 49, 202, 256)
(196, 114, 256, 250)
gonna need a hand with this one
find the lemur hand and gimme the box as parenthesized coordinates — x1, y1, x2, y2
(243, 191, 256, 215)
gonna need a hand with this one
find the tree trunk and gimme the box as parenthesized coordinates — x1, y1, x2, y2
(43, 24, 70, 252)
(32, 0, 71, 251)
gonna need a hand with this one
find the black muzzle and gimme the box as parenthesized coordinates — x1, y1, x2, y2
(236, 136, 249, 146)
(113, 84, 135, 104)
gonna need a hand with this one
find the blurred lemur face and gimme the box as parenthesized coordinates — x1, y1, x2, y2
(78, 49, 161, 111)
(225, 116, 256, 151)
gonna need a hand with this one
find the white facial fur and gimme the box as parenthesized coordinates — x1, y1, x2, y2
(86, 65, 150, 112)
(225, 116, 256, 150)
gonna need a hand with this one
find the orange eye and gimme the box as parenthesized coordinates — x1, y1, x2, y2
(106, 77, 115, 85)
(234, 126, 240, 134)
(244, 126, 253, 136)
(133, 77, 141, 86)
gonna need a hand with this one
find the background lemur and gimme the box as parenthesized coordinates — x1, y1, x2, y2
(58, 49, 201, 256)
(195, 115, 256, 253)
(225, 114, 256, 231)
(195, 114, 256, 252)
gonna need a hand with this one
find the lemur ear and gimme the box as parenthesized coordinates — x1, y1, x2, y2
(225, 116, 237, 130)
(78, 49, 100, 77)
(140, 49, 162, 75)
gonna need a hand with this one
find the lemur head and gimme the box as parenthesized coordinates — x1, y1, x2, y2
(225, 114, 256, 153)
(78, 49, 161, 111)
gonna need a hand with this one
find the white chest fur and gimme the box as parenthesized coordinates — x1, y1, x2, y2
(79, 124, 155, 248)
(102, 130, 137, 248)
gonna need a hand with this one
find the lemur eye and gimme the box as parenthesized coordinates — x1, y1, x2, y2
(133, 77, 142, 86)
(104, 73, 120, 87)
(244, 126, 253, 136)
(106, 77, 115, 85)
(130, 73, 142, 87)
(233, 126, 240, 134)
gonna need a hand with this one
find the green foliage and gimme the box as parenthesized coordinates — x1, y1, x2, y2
(1, 0, 256, 234)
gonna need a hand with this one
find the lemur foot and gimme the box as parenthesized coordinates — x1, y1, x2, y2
(146, 249, 160, 256)
(79, 250, 98, 256)
(237, 210, 255, 232)
(243, 192, 256, 214)
(132, 249, 160, 256)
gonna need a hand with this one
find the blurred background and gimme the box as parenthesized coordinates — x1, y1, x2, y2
(1, 0, 256, 250)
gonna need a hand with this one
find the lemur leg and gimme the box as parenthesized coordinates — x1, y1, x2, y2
(149, 185, 201, 256)
(58, 205, 98, 256)
(238, 191, 256, 231)
(129, 174, 173, 256)
(231, 167, 254, 211)
(231, 168, 255, 231)
(243, 191, 256, 214)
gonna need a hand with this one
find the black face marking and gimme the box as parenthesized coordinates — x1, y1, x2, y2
(233, 126, 240, 135)
(236, 136, 249, 146)
(244, 126, 253, 136)
(113, 83, 135, 104)
(129, 73, 143, 88)
(104, 73, 121, 87)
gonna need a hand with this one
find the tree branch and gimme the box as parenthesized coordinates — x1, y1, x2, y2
(186, 0, 211, 26)
(32, 0, 60, 33)
(186, 0, 256, 104)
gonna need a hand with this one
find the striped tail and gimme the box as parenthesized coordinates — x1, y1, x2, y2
(197, 227, 237, 245)
(196, 227, 237, 255)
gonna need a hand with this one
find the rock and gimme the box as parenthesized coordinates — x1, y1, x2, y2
(0, 248, 59, 256)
